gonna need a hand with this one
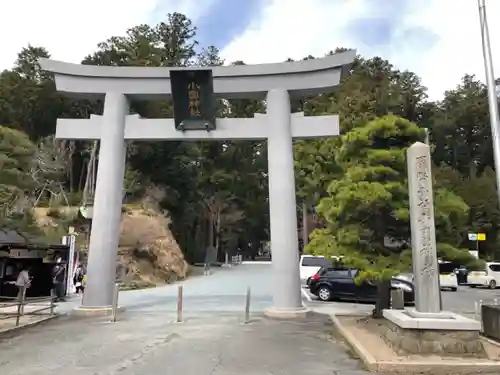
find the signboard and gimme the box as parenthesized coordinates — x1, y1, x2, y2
(170, 69, 216, 131)
(468, 233, 486, 241)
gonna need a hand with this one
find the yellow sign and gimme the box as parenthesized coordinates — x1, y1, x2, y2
(478, 233, 486, 241)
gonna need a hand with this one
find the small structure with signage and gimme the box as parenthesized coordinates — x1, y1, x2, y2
(0, 229, 71, 299)
(468, 232, 486, 255)
(170, 69, 216, 131)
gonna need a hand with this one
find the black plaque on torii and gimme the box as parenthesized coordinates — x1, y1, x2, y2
(170, 69, 216, 131)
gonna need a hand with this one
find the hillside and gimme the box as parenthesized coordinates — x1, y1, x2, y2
(32, 205, 189, 288)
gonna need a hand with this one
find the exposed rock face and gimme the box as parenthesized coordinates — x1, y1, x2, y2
(118, 207, 189, 287)
(32, 206, 189, 288)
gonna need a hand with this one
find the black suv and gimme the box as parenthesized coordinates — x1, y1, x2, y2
(308, 266, 415, 304)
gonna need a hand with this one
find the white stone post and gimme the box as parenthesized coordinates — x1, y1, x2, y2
(407, 142, 441, 314)
(82, 93, 128, 309)
(265, 88, 305, 317)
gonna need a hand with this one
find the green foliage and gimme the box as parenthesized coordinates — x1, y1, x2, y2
(307, 115, 476, 281)
(0, 126, 36, 219)
(0, 11, 497, 268)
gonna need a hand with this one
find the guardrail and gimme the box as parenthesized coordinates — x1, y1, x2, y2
(0, 286, 57, 327)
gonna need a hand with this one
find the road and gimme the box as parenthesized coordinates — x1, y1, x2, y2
(302, 282, 500, 315)
(57, 261, 500, 318)
(57, 262, 275, 315)
(1, 262, 374, 375)
(2, 262, 496, 375)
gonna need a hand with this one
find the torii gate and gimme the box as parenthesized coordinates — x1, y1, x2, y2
(40, 51, 355, 318)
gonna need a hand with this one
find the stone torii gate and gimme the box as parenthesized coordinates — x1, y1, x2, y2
(40, 51, 355, 318)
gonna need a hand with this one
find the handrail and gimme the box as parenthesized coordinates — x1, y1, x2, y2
(0, 286, 57, 327)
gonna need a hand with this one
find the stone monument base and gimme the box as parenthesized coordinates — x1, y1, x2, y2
(71, 306, 125, 317)
(382, 309, 484, 356)
(264, 306, 309, 320)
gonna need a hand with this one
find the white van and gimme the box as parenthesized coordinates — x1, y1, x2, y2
(299, 255, 331, 286)
(468, 262, 500, 289)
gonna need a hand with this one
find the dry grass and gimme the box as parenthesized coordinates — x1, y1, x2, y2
(118, 208, 188, 285)
(32, 205, 189, 287)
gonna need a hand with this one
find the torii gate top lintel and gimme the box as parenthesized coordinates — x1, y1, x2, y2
(39, 50, 356, 100)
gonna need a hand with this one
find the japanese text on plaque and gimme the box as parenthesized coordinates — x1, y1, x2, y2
(188, 82, 201, 117)
(414, 155, 436, 278)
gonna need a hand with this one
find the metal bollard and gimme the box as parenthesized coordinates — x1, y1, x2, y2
(475, 300, 483, 321)
(244, 286, 251, 323)
(111, 283, 119, 322)
(390, 289, 404, 310)
(177, 285, 183, 323)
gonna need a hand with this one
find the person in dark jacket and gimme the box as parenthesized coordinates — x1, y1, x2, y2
(52, 258, 66, 302)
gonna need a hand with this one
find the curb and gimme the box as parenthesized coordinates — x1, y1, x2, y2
(330, 314, 500, 374)
(0, 314, 61, 339)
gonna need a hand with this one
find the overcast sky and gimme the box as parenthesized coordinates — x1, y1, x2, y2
(1, 0, 499, 100)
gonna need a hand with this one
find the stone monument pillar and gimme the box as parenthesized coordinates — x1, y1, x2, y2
(383, 141, 480, 332)
(407, 142, 441, 314)
(82, 93, 129, 310)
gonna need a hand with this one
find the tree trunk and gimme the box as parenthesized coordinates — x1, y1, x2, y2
(372, 280, 391, 318)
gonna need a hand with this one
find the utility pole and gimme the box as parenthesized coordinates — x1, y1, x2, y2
(478, 0, 500, 206)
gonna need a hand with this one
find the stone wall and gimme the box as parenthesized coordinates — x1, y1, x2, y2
(378, 318, 486, 357)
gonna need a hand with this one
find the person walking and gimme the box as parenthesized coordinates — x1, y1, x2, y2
(52, 258, 66, 302)
(73, 265, 85, 294)
(15, 265, 31, 314)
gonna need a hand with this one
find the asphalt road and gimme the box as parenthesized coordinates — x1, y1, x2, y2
(56, 262, 500, 316)
(303, 283, 500, 315)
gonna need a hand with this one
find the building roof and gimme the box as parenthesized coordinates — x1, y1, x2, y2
(0, 228, 69, 250)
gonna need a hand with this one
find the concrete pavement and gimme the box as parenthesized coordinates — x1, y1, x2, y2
(5, 261, 498, 375)
(1, 262, 375, 375)
(0, 313, 374, 375)
(57, 263, 275, 315)
(55, 262, 500, 318)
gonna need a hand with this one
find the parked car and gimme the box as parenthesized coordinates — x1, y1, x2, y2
(299, 255, 331, 285)
(395, 265, 458, 292)
(468, 262, 500, 289)
(308, 265, 415, 304)
(438, 262, 458, 291)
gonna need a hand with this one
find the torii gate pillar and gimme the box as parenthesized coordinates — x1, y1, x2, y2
(40, 51, 355, 317)
(266, 88, 303, 313)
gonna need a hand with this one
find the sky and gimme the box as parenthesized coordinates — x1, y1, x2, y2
(1, 0, 499, 100)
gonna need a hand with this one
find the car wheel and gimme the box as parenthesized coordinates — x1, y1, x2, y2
(489, 280, 497, 289)
(451, 287, 457, 292)
(317, 286, 332, 301)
